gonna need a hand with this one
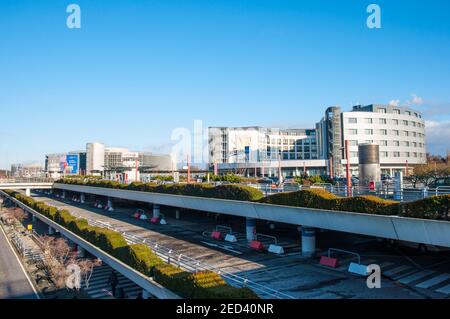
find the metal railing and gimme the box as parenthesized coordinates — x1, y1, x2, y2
(67, 212, 294, 299)
(0, 178, 54, 184)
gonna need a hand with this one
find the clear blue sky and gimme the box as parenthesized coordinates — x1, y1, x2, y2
(1, 0, 449, 169)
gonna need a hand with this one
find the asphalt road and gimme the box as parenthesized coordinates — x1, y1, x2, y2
(0, 224, 38, 299)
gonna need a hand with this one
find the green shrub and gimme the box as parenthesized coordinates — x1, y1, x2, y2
(117, 244, 164, 277)
(263, 188, 338, 210)
(403, 195, 450, 220)
(337, 196, 400, 216)
(55, 209, 76, 226)
(154, 264, 192, 297)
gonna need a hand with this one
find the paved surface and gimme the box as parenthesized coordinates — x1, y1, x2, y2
(0, 223, 38, 299)
(28, 191, 445, 299)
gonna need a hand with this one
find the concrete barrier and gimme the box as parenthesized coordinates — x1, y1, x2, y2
(53, 184, 450, 248)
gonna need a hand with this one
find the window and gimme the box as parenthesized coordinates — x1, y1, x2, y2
(393, 141, 400, 146)
(414, 113, 418, 117)
(393, 109, 401, 114)
(365, 140, 373, 144)
(404, 131, 409, 137)
(380, 140, 388, 146)
(404, 152, 410, 158)
(403, 120, 408, 126)
(412, 132, 417, 137)
(392, 119, 399, 125)
(350, 151, 359, 158)
(348, 118, 357, 124)
(365, 129, 373, 135)
(393, 151, 400, 157)
(349, 140, 358, 146)
(380, 151, 388, 157)
(379, 129, 387, 135)
(406, 111, 411, 116)
(392, 130, 399, 136)
(413, 152, 418, 158)
(364, 118, 373, 124)
(404, 141, 410, 147)
(412, 121, 416, 127)
(412, 142, 417, 147)
(378, 108, 387, 113)
(349, 129, 358, 135)
(379, 118, 387, 124)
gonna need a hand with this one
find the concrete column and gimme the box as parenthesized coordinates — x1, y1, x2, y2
(394, 171, 403, 201)
(80, 193, 85, 204)
(77, 245, 86, 258)
(62, 190, 66, 199)
(246, 218, 256, 242)
(301, 226, 316, 257)
(32, 214, 36, 222)
(175, 208, 181, 220)
(142, 290, 151, 299)
(48, 226, 55, 235)
(153, 204, 161, 219)
(107, 197, 114, 212)
(25, 188, 31, 197)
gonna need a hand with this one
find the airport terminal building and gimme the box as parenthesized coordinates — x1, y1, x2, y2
(208, 104, 427, 178)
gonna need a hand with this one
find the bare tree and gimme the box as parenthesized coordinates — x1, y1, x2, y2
(78, 258, 102, 289)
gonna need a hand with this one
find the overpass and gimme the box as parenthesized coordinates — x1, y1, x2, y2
(0, 179, 53, 196)
(52, 183, 450, 254)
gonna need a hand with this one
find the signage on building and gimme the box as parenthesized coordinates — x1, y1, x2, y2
(66, 155, 79, 174)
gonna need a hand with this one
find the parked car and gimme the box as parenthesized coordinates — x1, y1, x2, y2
(258, 177, 274, 184)
(431, 177, 450, 188)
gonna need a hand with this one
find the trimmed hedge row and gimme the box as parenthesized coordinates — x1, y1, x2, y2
(262, 188, 450, 220)
(58, 179, 264, 202)
(3, 190, 259, 299)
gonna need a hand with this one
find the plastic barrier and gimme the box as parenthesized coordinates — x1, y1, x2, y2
(320, 256, 339, 268)
(249, 241, 265, 251)
(133, 212, 141, 219)
(139, 214, 148, 220)
(160, 219, 167, 225)
(150, 217, 160, 224)
(211, 231, 223, 241)
(348, 262, 368, 276)
(224, 234, 238, 243)
(268, 244, 284, 255)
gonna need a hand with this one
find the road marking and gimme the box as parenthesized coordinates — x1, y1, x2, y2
(436, 284, 450, 295)
(398, 270, 435, 285)
(416, 274, 450, 289)
(0, 224, 40, 299)
(384, 265, 411, 277)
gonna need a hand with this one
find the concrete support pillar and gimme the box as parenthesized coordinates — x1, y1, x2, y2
(77, 245, 86, 258)
(153, 204, 161, 219)
(142, 290, 151, 299)
(107, 197, 114, 212)
(48, 226, 55, 235)
(32, 214, 36, 222)
(25, 188, 31, 197)
(80, 193, 85, 204)
(246, 218, 257, 242)
(175, 208, 181, 220)
(62, 190, 66, 199)
(301, 226, 316, 257)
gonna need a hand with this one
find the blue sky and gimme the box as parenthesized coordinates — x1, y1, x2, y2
(1, 0, 449, 168)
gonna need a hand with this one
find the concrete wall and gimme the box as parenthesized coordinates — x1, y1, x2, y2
(53, 183, 450, 247)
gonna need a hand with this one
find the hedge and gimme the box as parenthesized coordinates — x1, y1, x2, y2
(153, 264, 259, 299)
(58, 178, 264, 202)
(3, 190, 259, 299)
(403, 195, 450, 220)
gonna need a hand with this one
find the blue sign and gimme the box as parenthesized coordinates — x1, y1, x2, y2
(244, 146, 250, 162)
(66, 155, 79, 174)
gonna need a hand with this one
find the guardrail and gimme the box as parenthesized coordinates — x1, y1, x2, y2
(65, 211, 294, 299)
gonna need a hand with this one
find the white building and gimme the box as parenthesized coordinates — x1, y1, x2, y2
(86, 142, 105, 175)
(209, 104, 427, 178)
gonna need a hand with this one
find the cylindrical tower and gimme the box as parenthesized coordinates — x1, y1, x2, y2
(358, 143, 381, 185)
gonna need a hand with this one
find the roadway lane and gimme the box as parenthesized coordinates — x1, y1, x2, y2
(0, 225, 39, 299)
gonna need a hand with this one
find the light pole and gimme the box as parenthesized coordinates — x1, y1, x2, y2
(344, 140, 352, 197)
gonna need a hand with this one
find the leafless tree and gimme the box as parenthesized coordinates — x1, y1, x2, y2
(78, 258, 102, 289)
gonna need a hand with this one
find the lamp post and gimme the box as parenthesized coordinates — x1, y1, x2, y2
(344, 140, 352, 197)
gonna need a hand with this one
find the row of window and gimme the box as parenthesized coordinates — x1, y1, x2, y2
(376, 108, 421, 118)
(349, 140, 425, 148)
(348, 129, 425, 138)
(349, 151, 426, 158)
(347, 117, 424, 127)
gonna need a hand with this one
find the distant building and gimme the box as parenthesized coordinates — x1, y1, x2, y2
(11, 162, 44, 178)
(209, 104, 427, 177)
(86, 142, 173, 182)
